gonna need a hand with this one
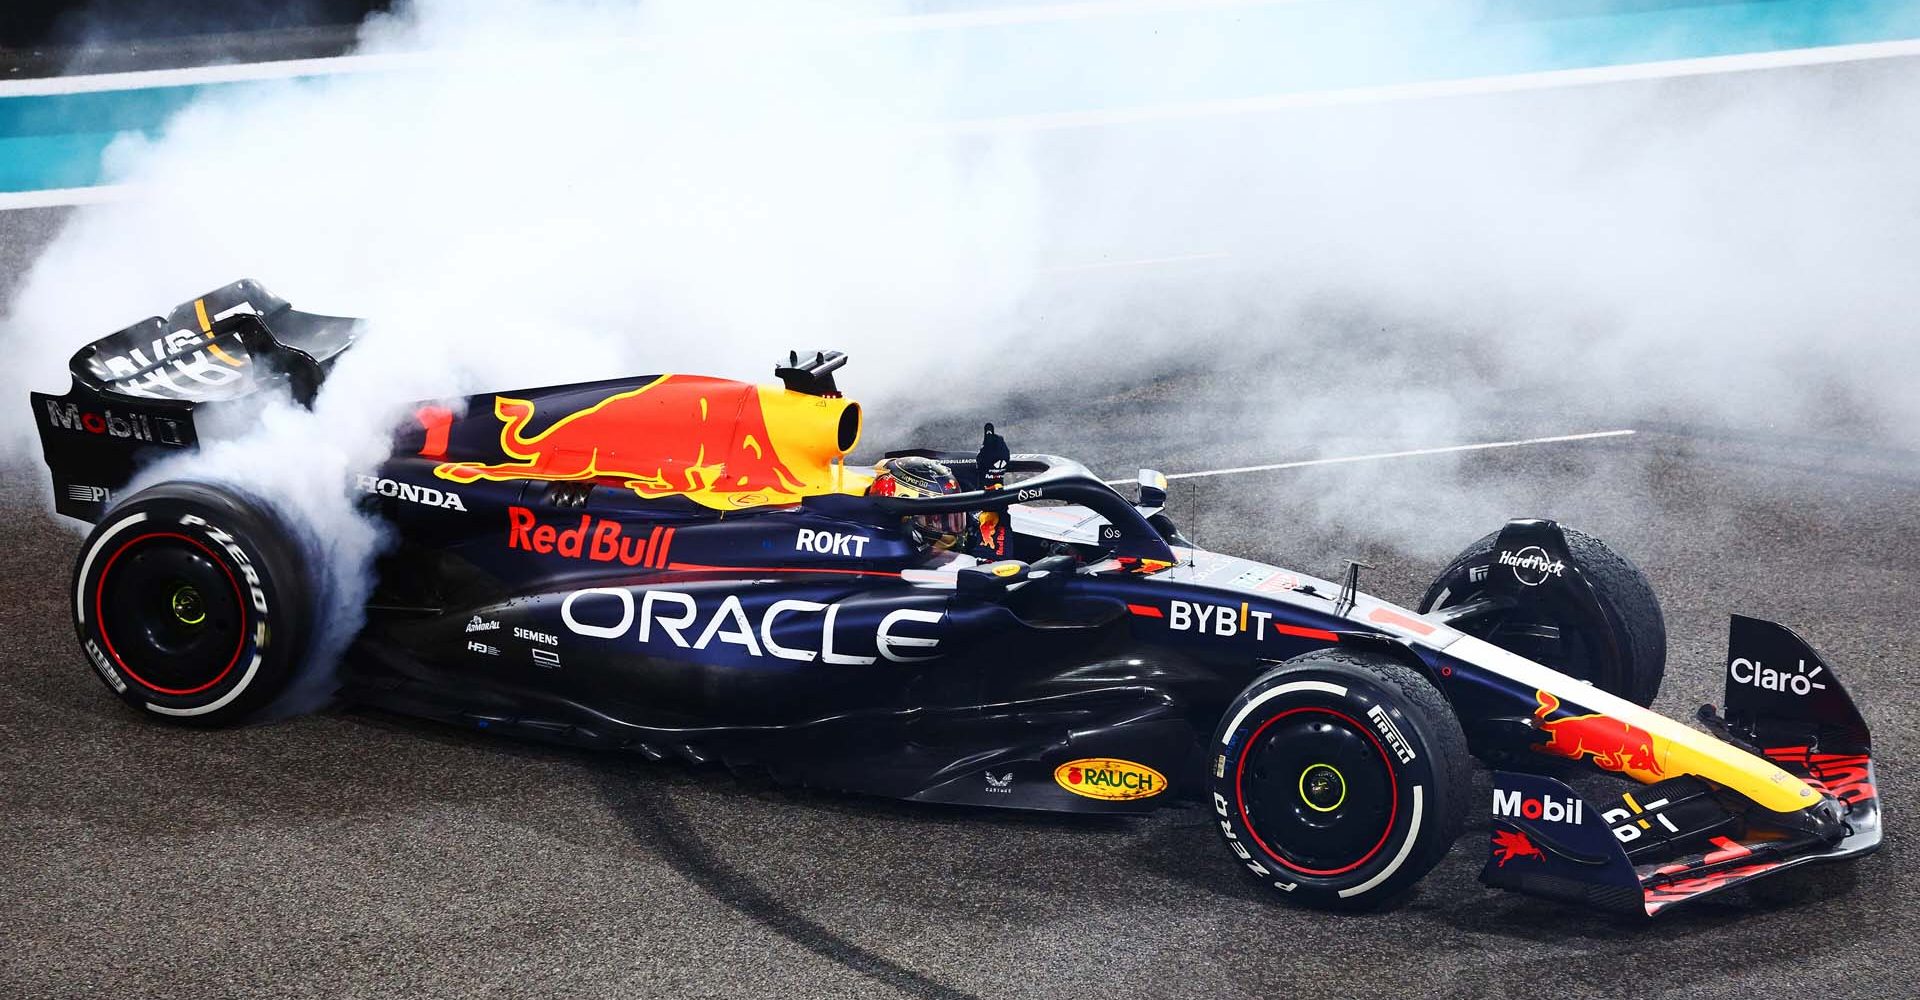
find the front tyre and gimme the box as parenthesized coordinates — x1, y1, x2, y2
(1418, 524, 1666, 706)
(72, 482, 315, 726)
(1210, 650, 1471, 910)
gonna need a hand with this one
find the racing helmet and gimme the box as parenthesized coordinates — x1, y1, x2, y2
(869, 456, 969, 546)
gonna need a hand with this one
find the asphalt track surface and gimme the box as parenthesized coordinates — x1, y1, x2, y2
(4, 222, 1920, 997)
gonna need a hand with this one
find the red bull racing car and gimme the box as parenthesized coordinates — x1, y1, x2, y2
(32, 281, 1881, 915)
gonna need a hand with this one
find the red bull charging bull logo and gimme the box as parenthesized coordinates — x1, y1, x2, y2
(434, 375, 863, 510)
(1532, 690, 1664, 781)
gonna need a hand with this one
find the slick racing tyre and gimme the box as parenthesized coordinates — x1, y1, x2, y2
(1210, 650, 1471, 910)
(1418, 525, 1666, 706)
(71, 482, 315, 726)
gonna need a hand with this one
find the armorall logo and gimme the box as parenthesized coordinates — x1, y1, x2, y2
(64, 484, 111, 505)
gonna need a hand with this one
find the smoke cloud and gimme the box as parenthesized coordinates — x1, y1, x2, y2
(4, 0, 1919, 700)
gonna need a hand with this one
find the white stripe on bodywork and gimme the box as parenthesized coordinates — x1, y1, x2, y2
(1447, 635, 1689, 736)
(146, 653, 262, 717)
(900, 569, 959, 589)
(74, 512, 147, 625)
(1338, 785, 1424, 898)
(1443, 634, 1810, 811)
(1220, 679, 1347, 745)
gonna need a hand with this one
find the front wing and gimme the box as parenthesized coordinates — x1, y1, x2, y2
(1479, 615, 1880, 916)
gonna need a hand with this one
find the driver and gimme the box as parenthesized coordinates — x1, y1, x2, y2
(869, 424, 1016, 559)
(871, 456, 1013, 556)
(868, 457, 974, 552)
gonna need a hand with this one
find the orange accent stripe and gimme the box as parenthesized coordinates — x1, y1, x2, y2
(415, 407, 453, 458)
(1702, 836, 1754, 865)
(641, 526, 662, 568)
(194, 298, 211, 334)
(664, 563, 900, 578)
(1126, 603, 1164, 618)
(1366, 606, 1436, 636)
(1273, 623, 1340, 642)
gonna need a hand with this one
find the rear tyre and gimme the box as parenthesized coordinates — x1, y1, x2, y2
(1209, 649, 1472, 910)
(1418, 525, 1666, 706)
(72, 482, 315, 726)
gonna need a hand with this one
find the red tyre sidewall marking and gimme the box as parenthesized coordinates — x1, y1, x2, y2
(1234, 704, 1399, 877)
(95, 531, 248, 697)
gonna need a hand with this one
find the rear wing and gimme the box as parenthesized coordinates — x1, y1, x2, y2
(29, 279, 360, 522)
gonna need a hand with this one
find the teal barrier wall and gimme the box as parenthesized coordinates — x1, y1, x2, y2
(4, 0, 1919, 193)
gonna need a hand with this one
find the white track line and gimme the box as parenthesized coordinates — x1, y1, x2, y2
(3, 15, 1916, 100)
(8, 31, 1920, 207)
(1105, 429, 1636, 484)
(862, 0, 1316, 32)
(0, 185, 133, 210)
(0, 1, 1316, 98)
(936, 38, 1920, 134)
(0, 52, 410, 97)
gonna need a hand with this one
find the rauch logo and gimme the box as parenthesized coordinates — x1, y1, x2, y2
(1053, 758, 1166, 801)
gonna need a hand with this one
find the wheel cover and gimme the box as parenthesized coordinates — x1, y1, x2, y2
(170, 584, 208, 625)
(1297, 762, 1348, 813)
(1236, 706, 1398, 877)
(95, 532, 248, 696)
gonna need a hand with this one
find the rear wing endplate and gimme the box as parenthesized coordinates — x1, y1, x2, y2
(29, 279, 359, 522)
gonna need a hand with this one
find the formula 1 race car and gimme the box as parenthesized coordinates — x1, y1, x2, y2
(32, 280, 1881, 915)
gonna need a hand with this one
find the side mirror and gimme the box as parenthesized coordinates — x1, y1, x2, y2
(956, 559, 1029, 601)
(1137, 469, 1168, 512)
(1023, 553, 1077, 595)
(1029, 553, 1077, 577)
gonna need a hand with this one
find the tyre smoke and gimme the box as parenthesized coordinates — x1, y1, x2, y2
(3, 1, 1919, 712)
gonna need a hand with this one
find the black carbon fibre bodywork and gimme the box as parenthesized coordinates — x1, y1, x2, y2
(342, 448, 1381, 814)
